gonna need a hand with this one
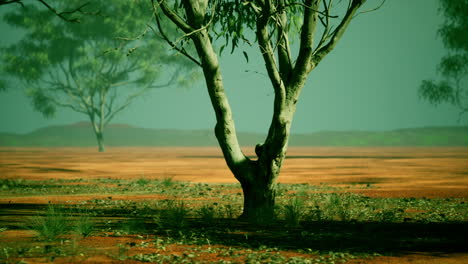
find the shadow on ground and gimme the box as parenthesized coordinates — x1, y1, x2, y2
(1, 203, 466, 256)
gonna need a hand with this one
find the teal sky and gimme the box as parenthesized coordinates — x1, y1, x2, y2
(0, 0, 464, 134)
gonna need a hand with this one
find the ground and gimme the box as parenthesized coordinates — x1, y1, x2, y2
(0, 147, 467, 263)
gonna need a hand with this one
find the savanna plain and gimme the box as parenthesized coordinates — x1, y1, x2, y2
(0, 147, 467, 264)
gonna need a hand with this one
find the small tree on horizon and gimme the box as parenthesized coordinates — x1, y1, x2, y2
(154, 0, 380, 221)
(0, 0, 197, 152)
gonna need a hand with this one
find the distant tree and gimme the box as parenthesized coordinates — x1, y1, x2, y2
(419, 0, 468, 119)
(0, 0, 91, 23)
(155, 0, 380, 221)
(0, 0, 197, 152)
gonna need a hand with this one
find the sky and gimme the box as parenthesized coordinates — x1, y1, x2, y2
(0, 0, 464, 135)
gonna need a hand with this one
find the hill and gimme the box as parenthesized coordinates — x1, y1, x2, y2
(0, 122, 467, 147)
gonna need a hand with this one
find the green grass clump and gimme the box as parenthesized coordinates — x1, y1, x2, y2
(161, 177, 175, 188)
(196, 205, 216, 223)
(28, 204, 70, 241)
(73, 210, 95, 237)
(155, 200, 190, 229)
(283, 197, 305, 227)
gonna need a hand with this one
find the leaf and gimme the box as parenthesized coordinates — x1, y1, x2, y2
(219, 45, 225, 56)
(242, 51, 249, 63)
(231, 37, 238, 54)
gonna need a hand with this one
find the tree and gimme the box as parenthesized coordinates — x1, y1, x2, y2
(419, 0, 468, 119)
(1, 0, 196, 152)
(154, 0, 379, 221)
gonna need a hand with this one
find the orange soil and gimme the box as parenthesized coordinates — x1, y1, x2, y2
(1, 147, 467, 264)
(2, 230, 467, 264)
(1, 146, 467, 198)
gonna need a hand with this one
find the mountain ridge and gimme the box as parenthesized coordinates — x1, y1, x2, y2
(1, 122, 467, 147)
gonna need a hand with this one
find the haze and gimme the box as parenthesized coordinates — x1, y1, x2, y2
(0, 0, 464, 135)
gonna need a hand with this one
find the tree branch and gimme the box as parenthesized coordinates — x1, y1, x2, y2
(148, 68, 181, 88)
(104, 88, 147, 126)
(0, 0, 23, 7)
(156, 0, 194, 34)
(256, 0, 286, 98)
(311, 0, 366, 67)
(36, 0, 89, 23)
(150, 10, 201, 67)
(275, 0, 293, 80)
(291, 0, 320, 82)
(49, 98, 88, 114)
(353, 0, 386, 18)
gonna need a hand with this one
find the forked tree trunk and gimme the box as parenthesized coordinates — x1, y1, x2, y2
(236, 121, 292, 220)
(174, 0, 296, 221)
(160, 0, 365, 222)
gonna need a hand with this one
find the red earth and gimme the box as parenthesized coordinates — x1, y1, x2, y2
(1, 147, 467, 263)
(1, 146, 467, 198)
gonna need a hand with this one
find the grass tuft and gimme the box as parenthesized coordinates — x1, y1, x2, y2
(28, 204, 70, 241)
(283, 197, 305, 227)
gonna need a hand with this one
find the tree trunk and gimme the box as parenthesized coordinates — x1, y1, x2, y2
(160, 0, 367, 223)
(237, 164, 278, 221)
(96, 132, 105, 152)
(89, 116, 105, 152)
(183, 3, 292, 221)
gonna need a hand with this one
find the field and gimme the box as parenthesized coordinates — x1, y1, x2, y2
(0, 147, 467, 263)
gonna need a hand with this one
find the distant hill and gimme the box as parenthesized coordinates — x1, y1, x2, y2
(0, 122, 467, 147)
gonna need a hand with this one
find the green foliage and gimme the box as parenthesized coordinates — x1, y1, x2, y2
(438, 0, 468, 52)
(73, 209, 95, 237)
(0, 0, 197, 131)
(419, 0, 467, 115)
(282, 197, 305, 227)
(207, 0, 303, 55)
(196, 204, 216, 223)
(27, 88, 56, 118)
(161, 177, 175, 188)
(419, 80, 455, 104)
(3, 178, 467, 263)
(155, 200, 190, 229)
(28, 204, 70, 241)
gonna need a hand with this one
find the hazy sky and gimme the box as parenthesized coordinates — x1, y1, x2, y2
(0, 0, 464, 134)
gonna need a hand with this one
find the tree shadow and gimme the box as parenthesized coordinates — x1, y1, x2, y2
(2, 203, 466, 256)
(151, 218, 467, 255)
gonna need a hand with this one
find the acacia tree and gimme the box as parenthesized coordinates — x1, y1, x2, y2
(1, 0, 196, 152)
(154, 0, 378, 220)
(419, 0, 467, 119)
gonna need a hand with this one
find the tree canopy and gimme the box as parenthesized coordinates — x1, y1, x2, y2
(1, 0, 197, 151)
(419, 0, 468, 119)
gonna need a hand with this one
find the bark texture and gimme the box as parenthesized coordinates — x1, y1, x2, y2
(159, 0, 367, 221)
